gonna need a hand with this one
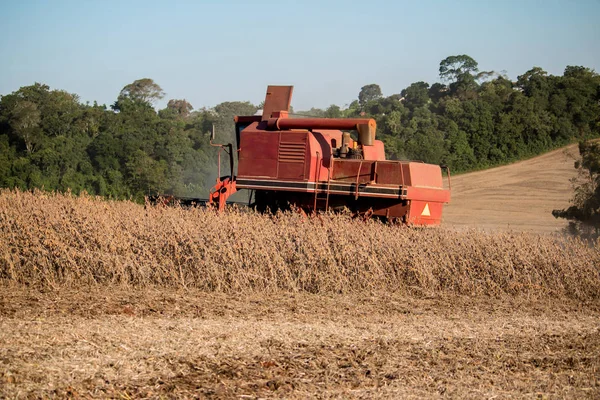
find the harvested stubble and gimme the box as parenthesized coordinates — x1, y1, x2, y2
(0, 189, 599, 299)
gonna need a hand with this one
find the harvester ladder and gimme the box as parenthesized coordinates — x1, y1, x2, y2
(313, 153, 332, 212)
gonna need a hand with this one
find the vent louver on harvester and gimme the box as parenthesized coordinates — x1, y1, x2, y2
(207, 85, 451, 225)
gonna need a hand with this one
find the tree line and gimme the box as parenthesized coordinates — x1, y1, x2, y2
(321, 56, 600, 174)
(0, 79, 257, 201)
(1, 55, 599, 203)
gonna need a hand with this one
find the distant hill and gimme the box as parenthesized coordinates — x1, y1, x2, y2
(443, 144, 579, 233)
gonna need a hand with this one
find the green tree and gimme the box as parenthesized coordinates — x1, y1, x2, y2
(439, 55, 482, 99)
(165, 99, 193, 118)
(517, 67, 549, 98)
(213, 101, 258, 145)
(439, 55, 479, 83)
(126, 149, 168, 198)
(553, 141, 600, 240)
(324, 105, 342, 118)
(399, 107, 447, 164)
(119, 78, 165, 104)
(428, 82, 449, 104)
(10, 100, 41, 153)
(358, 84, 383, 108)
(443, 120, 475, 172)
(401, 81, 430, 111)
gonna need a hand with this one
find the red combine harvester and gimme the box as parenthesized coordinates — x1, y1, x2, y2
(209, 85, 451, 225)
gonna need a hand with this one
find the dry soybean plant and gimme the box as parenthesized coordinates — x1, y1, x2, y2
(0, 189, 599, 299)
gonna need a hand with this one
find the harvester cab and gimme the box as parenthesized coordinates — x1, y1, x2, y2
(208, 85, 451, 225)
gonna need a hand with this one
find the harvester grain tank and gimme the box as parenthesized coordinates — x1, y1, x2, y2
(209, 86, 451, 225)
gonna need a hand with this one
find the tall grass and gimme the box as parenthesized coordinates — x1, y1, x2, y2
(0, 189, 598, 299)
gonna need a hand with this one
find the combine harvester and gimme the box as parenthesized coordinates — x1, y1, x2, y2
(205, 85, 451, 225)
(208, 86, 451, 225)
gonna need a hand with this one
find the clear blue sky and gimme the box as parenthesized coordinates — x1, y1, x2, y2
(1, 0, 599, 110)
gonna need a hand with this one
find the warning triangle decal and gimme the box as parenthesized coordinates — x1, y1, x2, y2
(421, 203, 431, 217)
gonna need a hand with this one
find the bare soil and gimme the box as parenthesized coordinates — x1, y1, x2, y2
(443, 145, 580, 234)
(1, 288, 599, 399)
